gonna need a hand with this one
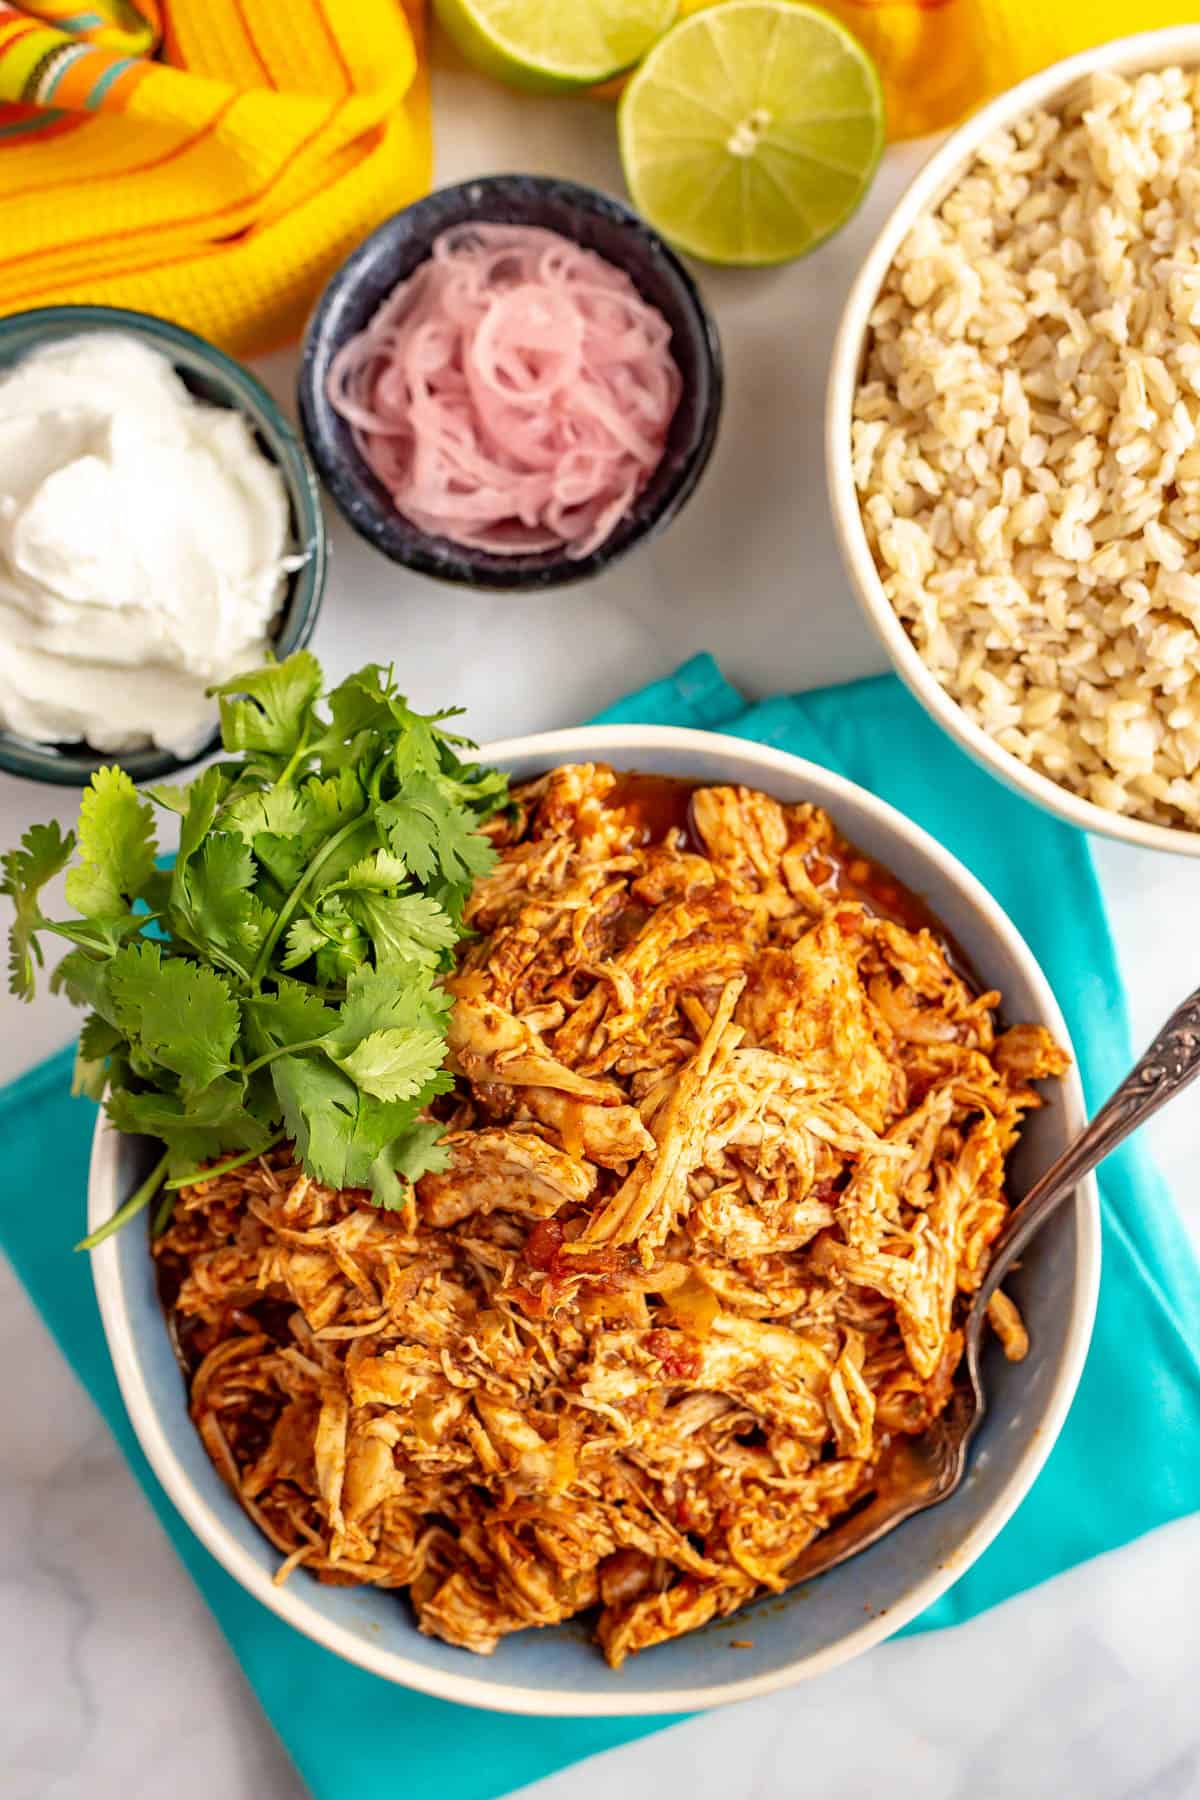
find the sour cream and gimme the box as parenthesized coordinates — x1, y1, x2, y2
(0, 332, 299, 757)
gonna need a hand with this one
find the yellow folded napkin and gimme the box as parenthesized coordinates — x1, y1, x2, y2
(0, 0, 430, 355)
(678, 0, 1199, 139)
(1, 3, 1194, 358)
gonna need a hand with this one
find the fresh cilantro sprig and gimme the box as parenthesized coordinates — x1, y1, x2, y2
(2, 652, 508, 1246)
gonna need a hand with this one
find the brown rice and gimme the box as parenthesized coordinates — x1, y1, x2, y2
(852, 65, 1200, 829)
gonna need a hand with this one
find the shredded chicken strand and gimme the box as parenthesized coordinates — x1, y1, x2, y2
(157, 765, 1068, 1666)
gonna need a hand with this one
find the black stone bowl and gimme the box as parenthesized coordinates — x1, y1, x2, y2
(298, 175, 723, 591)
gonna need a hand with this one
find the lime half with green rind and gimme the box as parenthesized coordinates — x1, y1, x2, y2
(435, 0, 678, 94)
(618, 1, 885, 265)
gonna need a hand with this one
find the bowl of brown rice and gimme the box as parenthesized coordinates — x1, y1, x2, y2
(828, 26, 1200, 856)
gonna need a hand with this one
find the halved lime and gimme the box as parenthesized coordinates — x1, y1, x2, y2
(434, 0, 678, 94)
(618, 1, 885, 265)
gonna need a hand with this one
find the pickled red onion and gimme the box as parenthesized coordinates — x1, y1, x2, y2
(326, 223, 682, 559)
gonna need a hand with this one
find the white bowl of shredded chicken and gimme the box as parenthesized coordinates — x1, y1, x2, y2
(829, 26, 1200, 856)
(87, 726, 1099, 1712)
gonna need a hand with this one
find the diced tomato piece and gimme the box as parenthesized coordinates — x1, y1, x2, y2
(525, 1217, 565, 1270)
(647, 1328, 701, 1380)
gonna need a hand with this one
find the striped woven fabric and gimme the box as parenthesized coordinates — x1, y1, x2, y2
(0, 0, 430, 355)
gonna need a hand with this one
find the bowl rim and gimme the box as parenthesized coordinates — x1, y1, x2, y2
(826, 24, 1200, 860)
(87, 721, 1101, 1714)
(297, 173, 724, 592)
(0, 301, 327, 787)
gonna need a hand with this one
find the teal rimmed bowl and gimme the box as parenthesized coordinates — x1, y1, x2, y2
(0, 305, 327, 788)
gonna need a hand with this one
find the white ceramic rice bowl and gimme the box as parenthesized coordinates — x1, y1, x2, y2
(88, 724, 1100, 1713)
(827, 25, 1200, 858)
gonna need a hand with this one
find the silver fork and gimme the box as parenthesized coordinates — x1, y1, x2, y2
(784, 984, 1200, 1589)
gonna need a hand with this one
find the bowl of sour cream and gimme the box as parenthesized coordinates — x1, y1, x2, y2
(0, 305, 327, 786)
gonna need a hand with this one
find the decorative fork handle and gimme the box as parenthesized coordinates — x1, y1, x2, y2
(977, 984, 1200, 1309)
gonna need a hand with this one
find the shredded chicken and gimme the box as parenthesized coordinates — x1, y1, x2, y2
(157, 765, 1068, 1666)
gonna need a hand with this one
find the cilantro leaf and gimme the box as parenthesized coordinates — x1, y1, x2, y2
(349, 891, 458, 971)
(301, 769, 367, 831)
(222, 782, 312, 849)
(171, 831, 269, 975)
(72, 1052, 110, 1102)
(314, 939, 370, 988)
(211, 650, 323, 757)
(433, 747, 510, 817)
(324, 967, 452, 1101)
(342, 847, 409, 891)
(378, 772, 497, 890)
(375, 778, 445, 885)
(63, 767, 157, 920)
(50, 947, 118, 1019)
(225, 768, 363, 890)
(354, 1095, 448, 1181)
(79, 1012, 123, 1062)
(435, 806, 498, 885)
(332, 965, 452, 1049)
(368, 1120, 450, 1210)
(107, 943, 238, 1090)
(1, 820, 75, 998)
(285, 893, 372, 984)
(390, 715, 445, 783)
(392, 1119, 451, 1180)
(160, 766, 233, 855)
(105, 1082, 268, 1169)
(140, 869, 174, 918)
(179, 1072, 264, 1131)
(106, 940, 162, 1030)
(332, 1025, 449, 1103)
(47, 912, 147, 960)
(271, 1054, 447, 1194)
(245, 978, 339, 1053)
(73, 1012, 126, 1100)
(308, 665, 404, 766)
(144, 785, 190, 817)
(269, 1053, 361, 1187)
(280, 916, 328, 970)
(244, 832, 308, 895)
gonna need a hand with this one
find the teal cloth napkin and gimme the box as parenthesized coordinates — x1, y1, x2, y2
(4, 654, 1200, 1800)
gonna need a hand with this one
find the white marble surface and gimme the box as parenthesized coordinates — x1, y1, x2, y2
(3, 45, 1200, 1800)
